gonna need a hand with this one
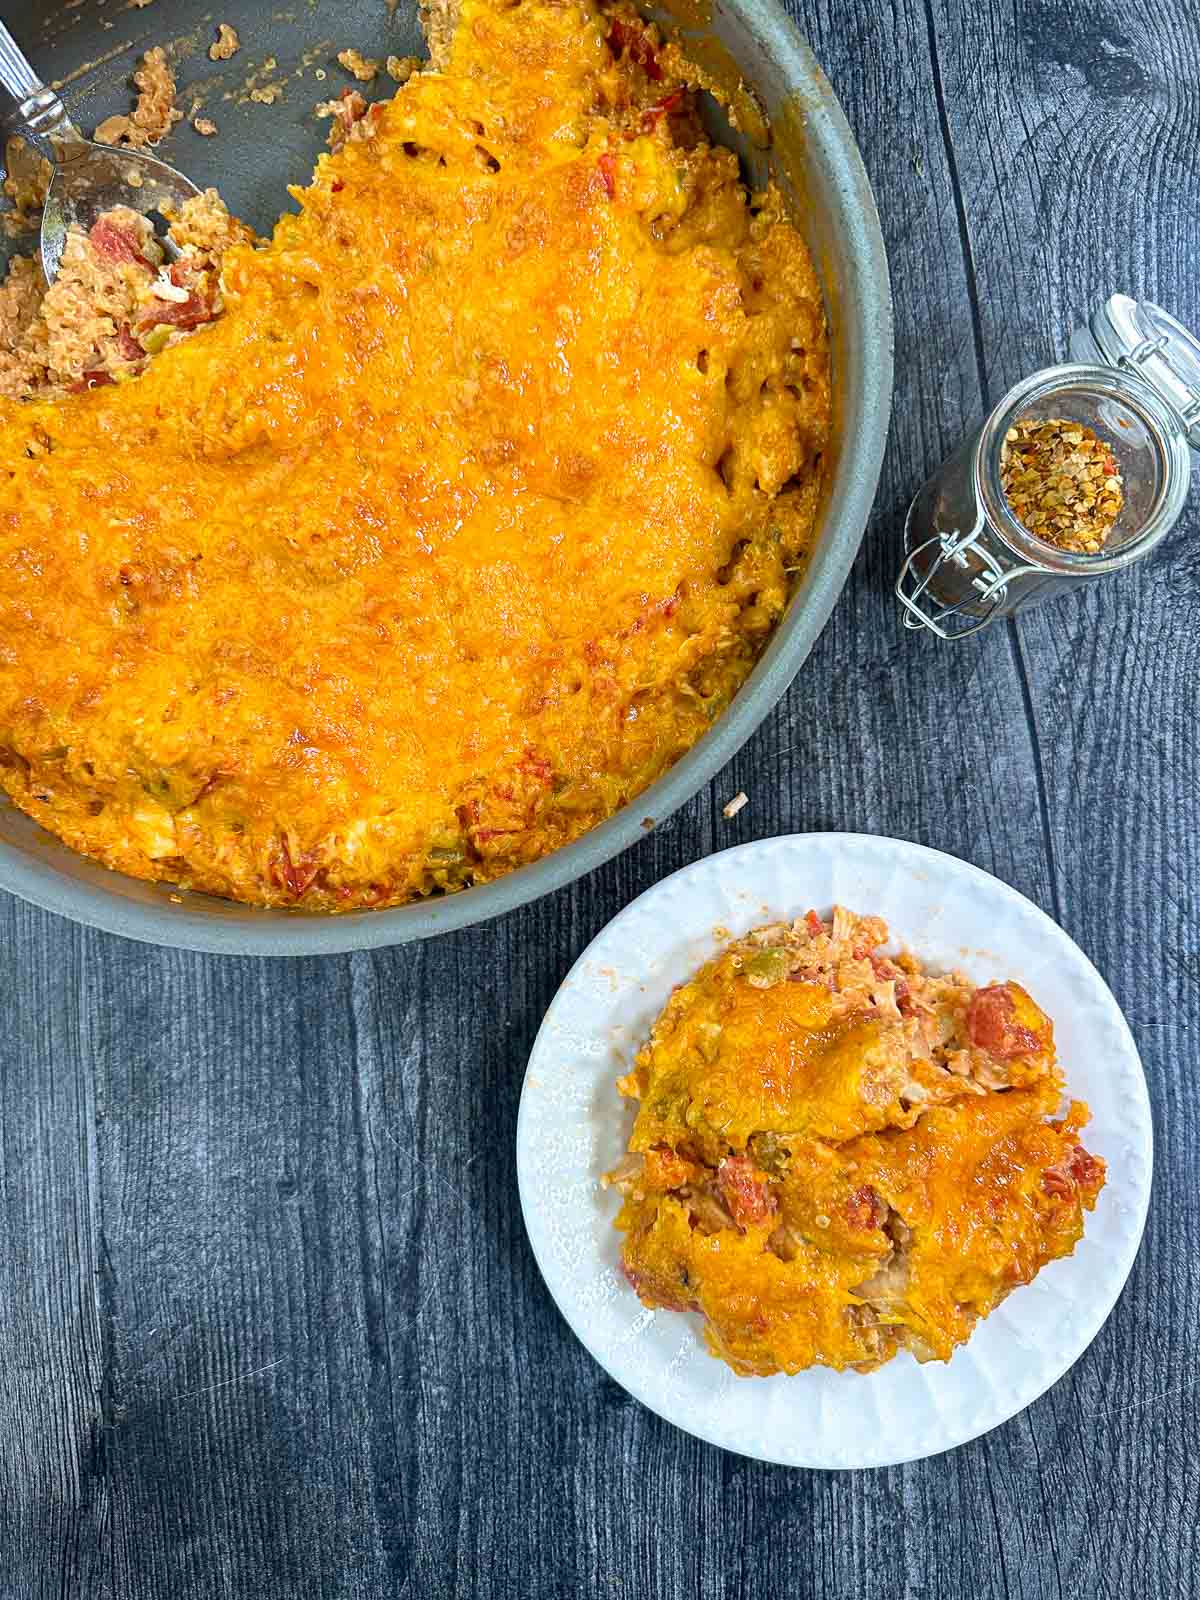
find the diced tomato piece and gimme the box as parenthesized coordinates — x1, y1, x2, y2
(644, 1146, 692, 1191)
(966, 984, 1041, 1059)
(870, 952, 912, 1012)
(89, 217, 151, 267)
(1043, 1144, 1105, 1200)
(717, 1154, 774, 1226)
(844, 1184, 887, 1231)
(141, 292, 215, 332)
(274, 837, 321, 897)
(1068, 1144, 1105, 1189)
(805, 909, 824, 939)
(598, 152, 617, 198)
(518, 751, 553, 785)
(116, 324, 144, 363)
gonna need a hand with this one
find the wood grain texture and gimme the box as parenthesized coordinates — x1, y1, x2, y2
(1, 0, 1197, 1595)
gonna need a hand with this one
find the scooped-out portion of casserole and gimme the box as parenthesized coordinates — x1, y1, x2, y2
(0, 0, 830, 911)
(605, 909, 1106, 1376)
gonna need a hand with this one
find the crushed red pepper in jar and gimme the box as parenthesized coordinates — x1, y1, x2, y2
(1000, 416, 1124, 554)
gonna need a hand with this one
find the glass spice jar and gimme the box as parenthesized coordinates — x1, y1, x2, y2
(896, 295, 1200, 638)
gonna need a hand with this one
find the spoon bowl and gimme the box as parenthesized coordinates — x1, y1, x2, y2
(0, 18, 199, 280)
(39, 141, 200, 279)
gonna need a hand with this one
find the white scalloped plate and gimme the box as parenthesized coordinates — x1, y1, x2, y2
(516, 833, 1153, 1468)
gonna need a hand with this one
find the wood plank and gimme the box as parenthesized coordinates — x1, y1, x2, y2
(924, 0, 1200, 1595)
(0, 904, 106, 1599)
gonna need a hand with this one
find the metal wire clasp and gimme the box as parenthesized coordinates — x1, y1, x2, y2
(894, 518, 1012, 640)
(1118, 334, 1200, 434)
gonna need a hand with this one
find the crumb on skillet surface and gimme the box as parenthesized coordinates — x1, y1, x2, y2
(1, 136, 52, 237)
(93, 46, 183, 149)
(337, 48, 381, 82)
(605, 907, 1106, 1375)
(0, 0, 831, 912)
(209, 23, 241, 62)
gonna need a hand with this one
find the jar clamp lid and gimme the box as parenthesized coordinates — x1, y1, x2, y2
(1069, 294, 1200, 451)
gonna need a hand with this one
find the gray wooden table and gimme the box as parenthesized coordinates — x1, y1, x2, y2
(2, 1, 1197, 1595)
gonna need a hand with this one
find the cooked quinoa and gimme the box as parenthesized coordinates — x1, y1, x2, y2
(337, 48, 381, 82)
(93, 46, 182, 149)
(607, 907, 1106, 1375)
(209, 23, 241, 62)
(0, 192, 255, 400)
(1, 137, 52, 237)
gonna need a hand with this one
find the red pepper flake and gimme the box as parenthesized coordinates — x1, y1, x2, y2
(331, 177, 345, 193)
(598, 152, 616, 198)
(642, 88, 684, 129)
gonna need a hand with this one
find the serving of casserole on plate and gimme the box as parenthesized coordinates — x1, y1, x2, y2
(0, 0, 834, 915)
(517, 834, 1151, 1467)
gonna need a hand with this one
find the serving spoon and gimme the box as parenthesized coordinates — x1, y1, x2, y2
(0, 18, 199, 281)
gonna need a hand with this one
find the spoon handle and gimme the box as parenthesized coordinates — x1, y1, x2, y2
(0, 21, 74, 144)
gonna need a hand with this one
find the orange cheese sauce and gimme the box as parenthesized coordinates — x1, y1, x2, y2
(0, 0, 830, 909)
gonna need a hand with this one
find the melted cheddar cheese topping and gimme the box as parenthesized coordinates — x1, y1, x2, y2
(0, 0, 830, 909)
(609, 909, 1105, 1376)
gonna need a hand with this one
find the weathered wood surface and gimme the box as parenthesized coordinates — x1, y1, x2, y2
(1, 0, 1197, 1595)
